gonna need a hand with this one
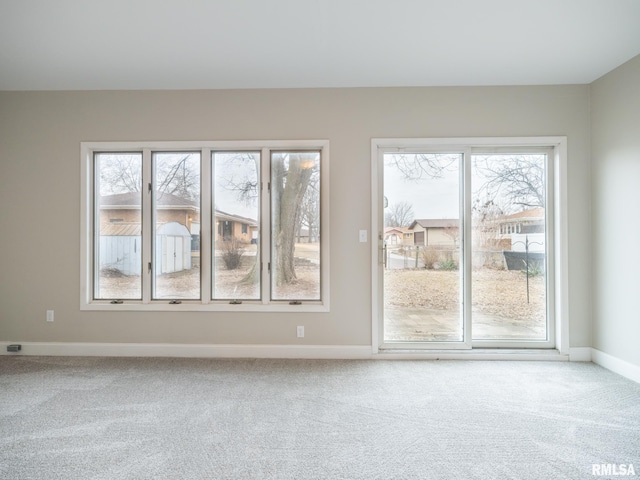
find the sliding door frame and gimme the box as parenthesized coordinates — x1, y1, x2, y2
(371, 137, 569, 354)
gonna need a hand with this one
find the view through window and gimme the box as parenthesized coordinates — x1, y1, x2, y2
(382, 148, 551, 346)
(84, 141, 328, 310)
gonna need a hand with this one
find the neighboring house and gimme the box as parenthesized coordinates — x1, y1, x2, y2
(215, 210, 258, 243)
(408, 219, 459, 247)
(100, 192, 257, 244)
(100, 191, 200, 233)
(497, 207, 545, 236)
(497, 207, 545, 253)
(384, 226, 413, 246)
(99, 192, 257, 275)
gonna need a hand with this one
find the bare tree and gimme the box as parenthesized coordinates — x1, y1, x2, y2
(99, 154, 142, 194)
(388, 153, 457, 180)
(472, 198, 504, 248)
(473, 155, 545, 210)
(298, 174, 320, 243)
(385, 201, 415, 227)
(100, 153, 200, 201)
(443, 225, 460, 246)
(155, 154, 200, 201)
(215, 153, 260, 206)
(272, 153, 317, 285)
(213, 153, 261, 285)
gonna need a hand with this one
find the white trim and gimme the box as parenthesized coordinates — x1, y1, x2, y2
(569, 347, 592, 362)
(0, 342, 371, 359)
(79, 143, 91, 307)
(261, 147, 271, 304)
(554, 139, 570, 355)
(462, 147, 472, 348)
(371, 136, 568, 352)
(592, 348, 640, 384)
(3, 343, 637, 374)
(375, 349, 568, 361)
(80, 302, 329, 313)
(0, 342, 569, 361)
(370, 140, 381, 354)
(80, 140, 330, 312)
(200, 147, 212, 303)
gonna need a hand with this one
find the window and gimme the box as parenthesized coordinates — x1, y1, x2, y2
(94, 152, 142, 300)
(153, 151, 201, 300)
(213, 151, 261, 301)
(373, 137, 567, 351)
(81, 141, 329, 312)
(270, 151, 321, 301)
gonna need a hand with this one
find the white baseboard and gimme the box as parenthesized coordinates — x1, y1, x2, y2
(569, 347, 592, 362)
(0, 342, 372, 359)
(591, 348, 640, 384)
(8, 343, 635, 378)
(3, 341, 571, 361)
(376, 349, 568, 361)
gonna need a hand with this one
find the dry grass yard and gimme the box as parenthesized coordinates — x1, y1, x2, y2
(385, 268, 546, 322)
(98, 244, 321, 300)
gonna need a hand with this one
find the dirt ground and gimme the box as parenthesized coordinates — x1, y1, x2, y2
(384, 268, 546, 322)
(99, 256, 544, 326)
(98, 257, 320, 300)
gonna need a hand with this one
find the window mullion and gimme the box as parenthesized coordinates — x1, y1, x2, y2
(141, 148, 152, 304)
(201, 148, 212, 304)
(545, 148, 555, 346)
(261, 147, 271, 304)
(462, 148, 473, 348)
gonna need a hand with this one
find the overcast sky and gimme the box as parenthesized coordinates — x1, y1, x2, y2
(384, 155, 461, 220)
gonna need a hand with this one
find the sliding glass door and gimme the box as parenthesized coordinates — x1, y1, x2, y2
(382, 152, 465, 346)
(376, 141, 555, 349)
(471, 153, 550, 343)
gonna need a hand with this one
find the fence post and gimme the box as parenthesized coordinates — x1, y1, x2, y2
(415, 246, 419, 268)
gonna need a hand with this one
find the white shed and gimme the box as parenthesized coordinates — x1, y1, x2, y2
(155, 222, 192, 274)
(99, 224, 142, 276)
(99, 222, 192, 276)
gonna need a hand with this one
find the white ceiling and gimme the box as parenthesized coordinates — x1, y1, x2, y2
(1, 0, 640, 91)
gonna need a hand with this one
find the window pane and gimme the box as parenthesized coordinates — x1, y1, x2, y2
(471, 154, 547, 340)
(94, 153, 142, 300)
(213, 152, 261, 300)
(271, 152, 321, 301)
(383, 153, 462, 342)
(152, 152, 201, 300)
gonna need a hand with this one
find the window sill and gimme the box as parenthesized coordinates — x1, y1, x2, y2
(80, 301, 329, 313)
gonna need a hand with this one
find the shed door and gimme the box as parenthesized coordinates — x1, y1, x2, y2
(166, 236, 176, 273)
(174, 236, 183, 271)
(414, 231, 424, 245)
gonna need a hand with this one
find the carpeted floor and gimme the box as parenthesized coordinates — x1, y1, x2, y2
(1, 357, 638, 479)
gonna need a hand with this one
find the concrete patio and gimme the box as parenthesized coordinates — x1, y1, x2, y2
(384, 307, 547, 342)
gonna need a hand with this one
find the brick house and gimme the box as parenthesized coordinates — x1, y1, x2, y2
(98, 192, 257, 275)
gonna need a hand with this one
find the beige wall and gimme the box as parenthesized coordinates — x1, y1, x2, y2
(0, 86, 591, 347)
(591, 54, 640, 367)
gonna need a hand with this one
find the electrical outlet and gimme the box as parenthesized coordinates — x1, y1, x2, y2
(46, 310, 54, 322)
(297, 326, 304, 338)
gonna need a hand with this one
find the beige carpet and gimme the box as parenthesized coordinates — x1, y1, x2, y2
(1, 357, 639, 479)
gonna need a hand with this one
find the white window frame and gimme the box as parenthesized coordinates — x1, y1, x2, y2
(371, 137, 569, 354)
(81, 140, 330, 312)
